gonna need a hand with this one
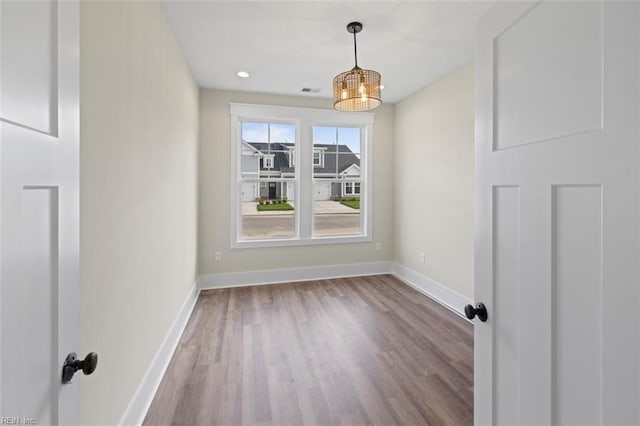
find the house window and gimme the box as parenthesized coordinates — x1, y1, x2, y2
(263, 154, 274, 169)
(344, 182, 360, 195)
(313, 150, 324, 167)
(230, 103, 373, 247)
(288, 149, 295, 167)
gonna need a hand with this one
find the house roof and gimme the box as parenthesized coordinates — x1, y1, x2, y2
(245, 141, 360, 175)
(245, 142, 294, 173)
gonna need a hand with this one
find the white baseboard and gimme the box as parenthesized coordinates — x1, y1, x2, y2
(391, 262, 473, 321)
(119, 282, 199, 426)
(198, 261, 393, 290)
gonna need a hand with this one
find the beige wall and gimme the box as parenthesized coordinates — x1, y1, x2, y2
(393, 62, 475, 299)
(79, 1, 199, 424)
(199, 90, 394, 275)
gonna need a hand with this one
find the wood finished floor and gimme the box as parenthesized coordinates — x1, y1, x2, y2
(144, 274, 473, 426)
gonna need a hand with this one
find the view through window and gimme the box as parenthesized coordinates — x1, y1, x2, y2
(312, 126, 361, 236)
(231, 103, 373, 247)
(240, 122, 296, 239)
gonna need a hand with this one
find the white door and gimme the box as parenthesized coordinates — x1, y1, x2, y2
(475, 1, 639, 424)
(1, 1, 81, 424)
(286, 181, 295, 201)
(241, 182, 256, 201)
(314, 181, 331, 200)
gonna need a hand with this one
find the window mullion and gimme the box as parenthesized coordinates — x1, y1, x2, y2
(298, 120, 313, 239)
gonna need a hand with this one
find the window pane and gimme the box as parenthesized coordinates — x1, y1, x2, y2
(338, 127, 361, 156)
(242, 122, 296, 178)
(240, 120, 296, 241)
(312, 126, 360, 179)
(241, 181, 295, 240)
(242, 122, 268, 142)
(313, 180, 361, 237)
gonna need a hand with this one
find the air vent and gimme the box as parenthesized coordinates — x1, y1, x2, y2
(301, 88, 321, 93)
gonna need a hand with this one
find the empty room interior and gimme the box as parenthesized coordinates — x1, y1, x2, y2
(2, 1, 640, 425)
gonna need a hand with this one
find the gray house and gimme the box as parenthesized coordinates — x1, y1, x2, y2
(240, 141, 361, 201)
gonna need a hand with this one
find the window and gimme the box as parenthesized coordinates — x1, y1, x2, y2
(263, 154, 274, 169)
(287, 149, 295, 167)
(313, 150, 324, 167)
(238, 121, 296, 239)
(230, 103, 373, 247)
(312, 126, 362, 236)
(344, 182, 360, 195)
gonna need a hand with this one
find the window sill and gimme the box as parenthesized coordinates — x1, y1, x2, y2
(231, 234, 372, 249)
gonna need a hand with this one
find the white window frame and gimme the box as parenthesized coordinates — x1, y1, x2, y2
(343, 181, 361, 196)
(230, 103, 374, 248)
(263, 154, 274, 169)
(313, 150, 325, 167)
(287, 148, 295, 167)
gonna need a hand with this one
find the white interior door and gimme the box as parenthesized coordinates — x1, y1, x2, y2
(475, 1, 639, 424)
(1, 1, 81, 424)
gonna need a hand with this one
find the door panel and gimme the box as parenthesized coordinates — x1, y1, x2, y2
(552, 184, 602, 425)
(492, 186, 521, 425)
(3, 188, 59, 424)
(476, 1, 639, 424)
(494, 1, 603, 150)
(0, 0, 58, 134)
(0, 0, 80, 424)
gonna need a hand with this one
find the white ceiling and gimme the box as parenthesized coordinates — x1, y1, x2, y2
(161, 1, 494, 103)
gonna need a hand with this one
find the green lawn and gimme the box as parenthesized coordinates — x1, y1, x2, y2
(340, 200, 360, 209)
(256, 202, 294, 211)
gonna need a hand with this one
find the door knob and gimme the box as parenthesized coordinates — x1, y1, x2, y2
(62, 352, 98, 384)
(464, 303, 488, 322)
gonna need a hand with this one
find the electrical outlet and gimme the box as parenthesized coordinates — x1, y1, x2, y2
(375, 242, 382, 251)
(214, 251, 222, 261)
(420, 252, 425, 264)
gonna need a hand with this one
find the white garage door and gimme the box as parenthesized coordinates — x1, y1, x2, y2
(241, 182, 256, 201)
(314, 181, 331, 200)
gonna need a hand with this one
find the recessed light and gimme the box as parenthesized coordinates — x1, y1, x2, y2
(236, 71, 250, 78)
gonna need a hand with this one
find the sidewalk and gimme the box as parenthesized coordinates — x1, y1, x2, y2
(242, 200, 359, 216)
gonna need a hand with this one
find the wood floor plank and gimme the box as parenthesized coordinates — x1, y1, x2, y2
(144, 274, 473, 425)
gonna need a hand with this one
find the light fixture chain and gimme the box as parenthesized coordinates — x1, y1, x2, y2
(353, 28, 358, 68)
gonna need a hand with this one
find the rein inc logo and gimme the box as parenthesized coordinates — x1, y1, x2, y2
(1, 418, 36, 425)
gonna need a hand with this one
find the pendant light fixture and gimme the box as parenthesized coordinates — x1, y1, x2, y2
(333, 22, 382, 111)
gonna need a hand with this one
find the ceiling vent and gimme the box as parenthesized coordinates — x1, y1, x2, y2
(301, 88, 321, 93)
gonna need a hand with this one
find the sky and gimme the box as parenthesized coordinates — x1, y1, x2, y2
(242, 122, 361, 154)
